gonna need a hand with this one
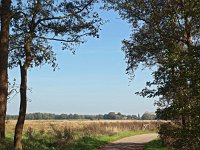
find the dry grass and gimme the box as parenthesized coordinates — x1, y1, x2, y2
(6, 120, 162, 135)
(4, 120, 164, 149)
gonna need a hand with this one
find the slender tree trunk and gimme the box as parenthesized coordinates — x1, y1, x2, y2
(0, 0, 11, 140)
(14, 36, 32, 150)
(14, 65, 27, 150)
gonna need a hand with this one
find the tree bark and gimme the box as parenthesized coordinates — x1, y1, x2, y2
(14, 36, 32, 150)
(14, 65, 27, 150)
(0, 0, 11, 140)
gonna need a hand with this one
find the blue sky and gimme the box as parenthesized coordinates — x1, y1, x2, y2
(7, 7, 156, 115)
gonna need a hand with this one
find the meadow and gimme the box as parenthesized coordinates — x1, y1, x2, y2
(3, 120, 163, 150)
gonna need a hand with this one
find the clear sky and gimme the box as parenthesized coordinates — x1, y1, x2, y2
(7, 6, 156, 115)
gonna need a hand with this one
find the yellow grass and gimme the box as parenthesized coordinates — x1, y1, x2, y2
(4, 120, 165, 150)
(6, 120, 162, 135)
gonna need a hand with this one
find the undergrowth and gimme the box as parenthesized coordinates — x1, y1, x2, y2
(1, 120, 160, 150)
(145, 139, 167, 150)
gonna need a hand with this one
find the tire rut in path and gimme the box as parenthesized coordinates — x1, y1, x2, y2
(97, 133, 158, 150)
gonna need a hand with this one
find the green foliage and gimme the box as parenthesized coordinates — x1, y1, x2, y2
(0, 138, 14, 150)
(6, 112, 143, 120)
(145, 139, 166, 150)
(141, 112, 156, 120)
(105, 0, 200, 149)
(69, 136, 106, 150)
(159, 123, 200, 150)
(7, 1, 103, 148)
(9, 0, 103, 69)
(72, 131, 154, 150)
(0, 124, 155, 150)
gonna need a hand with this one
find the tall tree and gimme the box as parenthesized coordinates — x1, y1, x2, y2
(0, 0, 11, 140)
(105, 0, 200, 149)
(9, 0, 102, 149)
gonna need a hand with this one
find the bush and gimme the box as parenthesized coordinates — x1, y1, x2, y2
(159, 122, 200, 150)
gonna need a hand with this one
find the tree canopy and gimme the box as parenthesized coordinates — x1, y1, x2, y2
(9, 0, 102, 69)
(6, 112, 147, 120)
(105, 0, 200, 149)
(6, 0, 103, 149)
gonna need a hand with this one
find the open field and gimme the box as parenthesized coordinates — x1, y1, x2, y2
(6, 120, 162, 135)
(4, 120, 164, 150)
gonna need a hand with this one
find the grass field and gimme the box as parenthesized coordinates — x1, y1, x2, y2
(3, 120, 162, 150)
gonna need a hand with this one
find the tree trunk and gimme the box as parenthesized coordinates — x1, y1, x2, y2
(14, 34, 32, 149)
(0, 0, 11, 140)
(14, 65, 27, 150)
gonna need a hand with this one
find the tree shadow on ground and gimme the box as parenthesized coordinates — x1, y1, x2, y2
(97, 142, 145, 150)
(0, 137, 14, 150)
(68, 136, 107, 150)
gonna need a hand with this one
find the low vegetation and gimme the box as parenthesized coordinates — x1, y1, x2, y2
(159, 122, 200, 150)
(1, 120, 162, 150)
(145, 139, 167, 150)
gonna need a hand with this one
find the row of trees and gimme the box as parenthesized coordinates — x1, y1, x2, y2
(6, 112, 156, 120)
(105, 0, 200, 149)
(0, 0, 102, 149)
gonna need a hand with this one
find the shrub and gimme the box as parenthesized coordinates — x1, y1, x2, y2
(159, 122, 200, 150)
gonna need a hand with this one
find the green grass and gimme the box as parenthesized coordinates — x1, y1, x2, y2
(67, 130, 155, 150)
(145, 139, 167, 150)
(4, 120, 161, 150)
(1, 131, 155, 150)
(4, 119, 162, 149)
(97, 130, 154, 143)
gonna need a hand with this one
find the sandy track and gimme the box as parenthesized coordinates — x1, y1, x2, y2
(97, 133, 158, 150)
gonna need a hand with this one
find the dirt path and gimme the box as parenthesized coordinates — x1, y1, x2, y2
(97, 133, 158, 150)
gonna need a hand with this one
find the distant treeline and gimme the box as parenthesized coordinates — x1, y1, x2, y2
(6, 112, 156, 120)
